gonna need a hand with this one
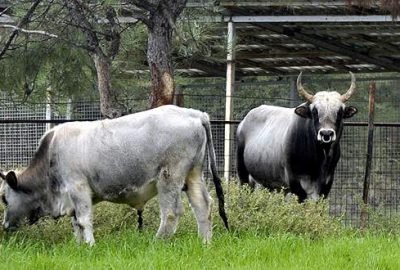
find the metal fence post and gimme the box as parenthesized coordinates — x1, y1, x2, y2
(45, 86, 54, 131)
(66, 98, 73, 120)
(174, 86, 184, 107)
(360, 81, 376, 229)
(224, 19, 236, 180)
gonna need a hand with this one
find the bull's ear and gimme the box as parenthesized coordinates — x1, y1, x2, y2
(344, 106, 358, 119)
(5, 171, 18, 190)
(295, 104, 311, 118)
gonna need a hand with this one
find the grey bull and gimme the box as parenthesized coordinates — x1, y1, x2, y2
(236, 72, 358, 202)
(0, 105, 228, 245)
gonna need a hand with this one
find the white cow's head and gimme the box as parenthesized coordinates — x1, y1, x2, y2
(294, 72, 358, 145)
(1, 171, 44, 231)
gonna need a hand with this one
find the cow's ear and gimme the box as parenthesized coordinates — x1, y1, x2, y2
(295, 105, 311, 118)
(344, 106, 358, 119)
(5, 171, 18, 190)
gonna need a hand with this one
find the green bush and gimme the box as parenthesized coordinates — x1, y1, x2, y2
(1, 180, 398, 243)
(91, 180, 346, 239)
(220, 181, 345, 238)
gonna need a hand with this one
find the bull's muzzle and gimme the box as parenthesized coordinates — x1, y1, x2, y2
(317, 129, 336, 144)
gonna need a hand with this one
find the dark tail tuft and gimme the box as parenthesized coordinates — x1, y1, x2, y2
(212, 174, 229, 230)
(202, 113, 229, 230)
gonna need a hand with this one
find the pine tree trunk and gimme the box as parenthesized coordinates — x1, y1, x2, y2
(93, 54, 123, 118)
(147, 11, 175, 108)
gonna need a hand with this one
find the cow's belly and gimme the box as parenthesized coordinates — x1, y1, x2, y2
(105, 180, 158, 209)
(244, 147, 289, 189)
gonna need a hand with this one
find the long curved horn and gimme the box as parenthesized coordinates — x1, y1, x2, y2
(340, 72, 356, 102)
(297, 72, 314, 102)
(0, 172, 5, 180)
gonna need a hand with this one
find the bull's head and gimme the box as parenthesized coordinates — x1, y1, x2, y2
(294, 72, 358, 145)
(0, 171, 44, 231)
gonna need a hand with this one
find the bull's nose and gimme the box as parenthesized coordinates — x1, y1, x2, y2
(321, 130, 334, 141)
(317, 129, 336, 143)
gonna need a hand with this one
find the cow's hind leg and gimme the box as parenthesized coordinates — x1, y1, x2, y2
(156, 168, 185, 239)
(185, 167, 212, 244)
(70, 187, 95, 246)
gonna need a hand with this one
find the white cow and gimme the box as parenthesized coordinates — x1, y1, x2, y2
(1, 105, 228, 245)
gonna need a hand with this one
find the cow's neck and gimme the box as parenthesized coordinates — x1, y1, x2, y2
(18, 131, 54, 190)
(21, 162, 50, 193)
(288, 118, 340, 180)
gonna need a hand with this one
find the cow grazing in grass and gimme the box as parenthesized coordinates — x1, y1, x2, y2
(0, 105, 228, 245)
(236, 72, 358, 201)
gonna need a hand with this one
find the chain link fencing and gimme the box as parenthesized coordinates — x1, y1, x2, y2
(0, 75, 399, 226)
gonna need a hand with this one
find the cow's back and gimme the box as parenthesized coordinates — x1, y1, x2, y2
(50, 105, 208, 202)
(237, 105, 295, 187)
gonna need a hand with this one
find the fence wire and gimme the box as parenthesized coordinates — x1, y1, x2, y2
(0, 77, 399, 226)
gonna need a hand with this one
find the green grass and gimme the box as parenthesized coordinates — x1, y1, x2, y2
(1, 229, 400, 270)
(1, 182, 400, 269)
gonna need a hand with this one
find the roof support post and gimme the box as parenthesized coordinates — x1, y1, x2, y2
(45, 86, 54, 132)
(224, 19, 236, 180)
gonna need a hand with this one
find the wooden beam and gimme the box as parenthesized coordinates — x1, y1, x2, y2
(234, 47, 398, 59)
(220, 0, 367, 7)
(226, 15, 397, 23)
(188, 61, 228, 77)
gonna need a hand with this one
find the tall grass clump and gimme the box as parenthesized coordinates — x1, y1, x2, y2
(221, 181, 345, 238)
(118, 180, 347, 238)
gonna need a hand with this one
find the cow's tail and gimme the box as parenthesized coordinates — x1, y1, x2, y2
(236, 128, 250, 186)
(201, 113, 229, 230)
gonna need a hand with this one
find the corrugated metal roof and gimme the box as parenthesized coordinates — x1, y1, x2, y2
(176, 0, 400, 77)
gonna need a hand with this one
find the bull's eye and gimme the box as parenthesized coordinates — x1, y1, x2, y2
(312, 108, 318, 118)
(1, 195, 7, 206)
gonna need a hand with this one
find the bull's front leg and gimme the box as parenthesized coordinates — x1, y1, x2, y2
(70, 190, 95, 246)
(320, 173, 334, 198)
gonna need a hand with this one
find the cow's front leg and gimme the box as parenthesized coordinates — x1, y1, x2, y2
(70, 191, 95, 246)
(71, 212, 83, 243)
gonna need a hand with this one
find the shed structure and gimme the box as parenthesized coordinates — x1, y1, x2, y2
(183, 0, 400, 78)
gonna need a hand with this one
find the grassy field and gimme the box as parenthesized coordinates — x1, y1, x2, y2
(1, 182, 400, 269)
(1, 228, 400, 270)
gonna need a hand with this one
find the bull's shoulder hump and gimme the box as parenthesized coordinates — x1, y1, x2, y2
(244, 105, 294, 123)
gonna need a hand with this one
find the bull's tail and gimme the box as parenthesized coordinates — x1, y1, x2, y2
(202, 113, 229, 230)
(236, 138, 250, 185)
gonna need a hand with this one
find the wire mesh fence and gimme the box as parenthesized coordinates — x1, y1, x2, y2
(0, 75, 399, 226)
